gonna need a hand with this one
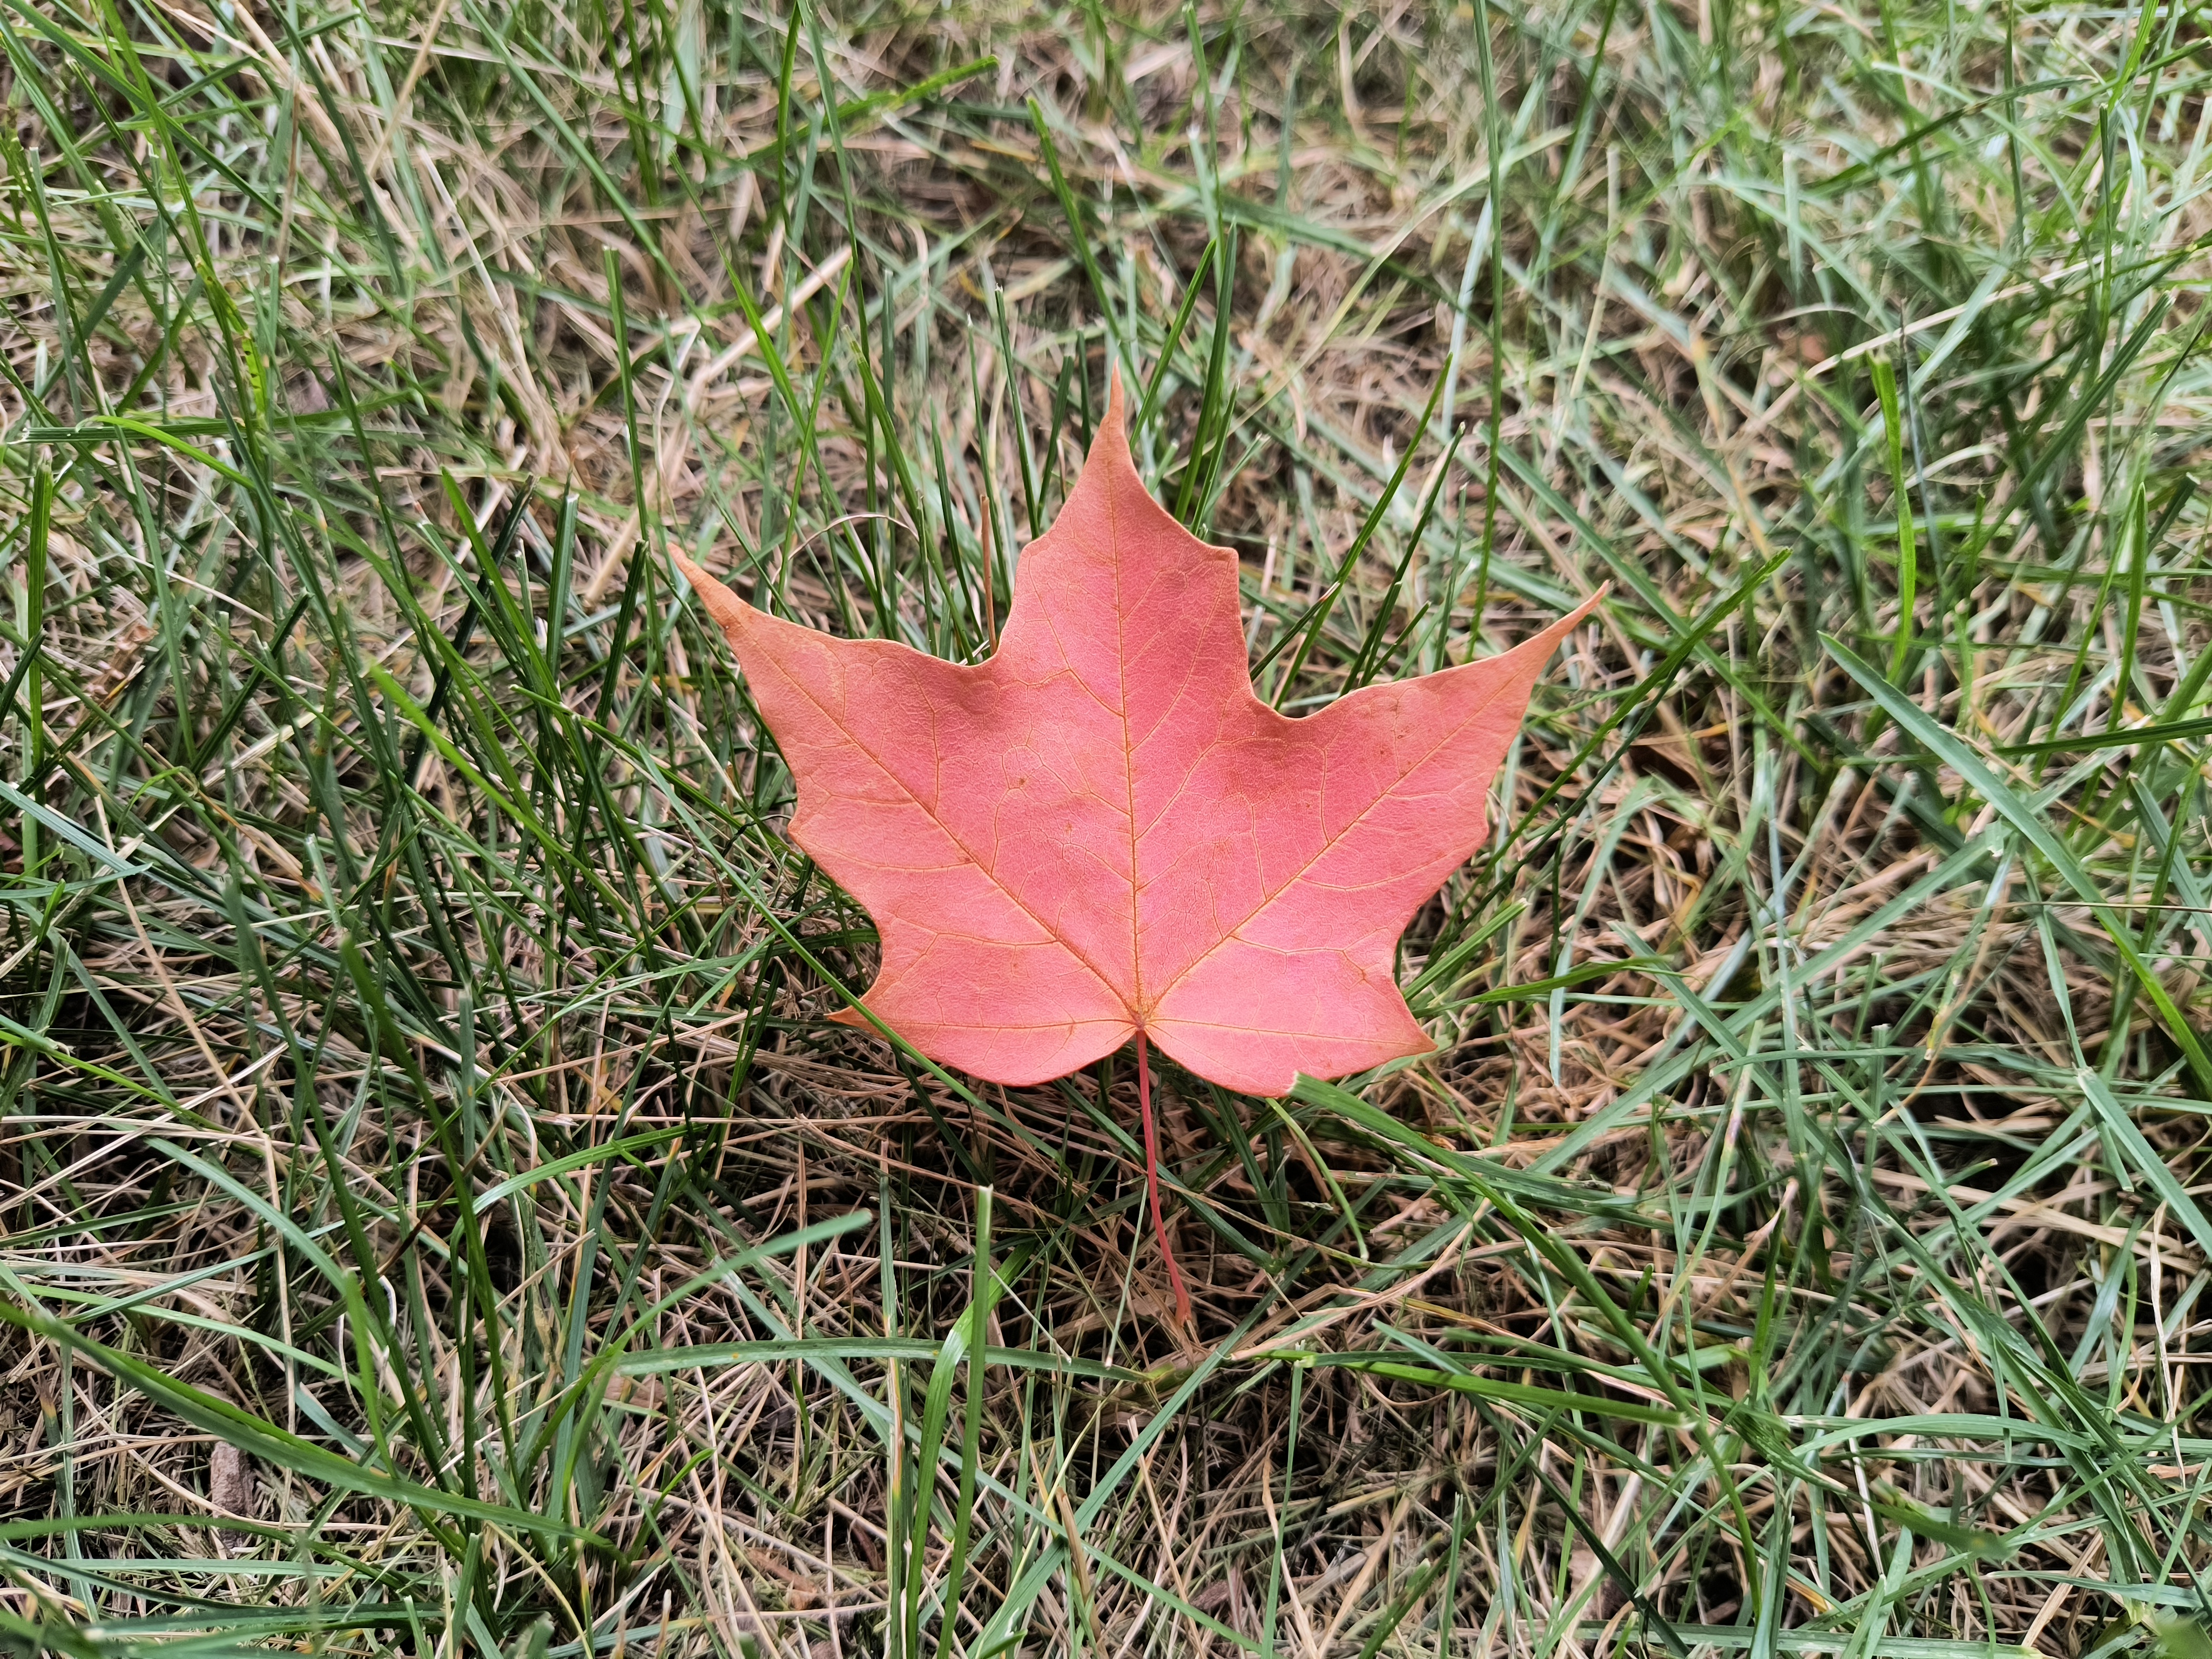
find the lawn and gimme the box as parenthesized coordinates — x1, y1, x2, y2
(2, 0, 2210, 1654)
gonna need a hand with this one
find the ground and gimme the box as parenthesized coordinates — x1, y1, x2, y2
(2, 0, 2211, 1656)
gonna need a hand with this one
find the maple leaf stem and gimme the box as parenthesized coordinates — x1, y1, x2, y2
(1134, 1031, 1192, 1328)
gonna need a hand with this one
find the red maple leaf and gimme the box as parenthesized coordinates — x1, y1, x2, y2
(678, 379, 1595, 1319)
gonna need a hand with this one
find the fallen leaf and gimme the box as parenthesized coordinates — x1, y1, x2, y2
(210, 1440, 252, 1518)
(677, 376, 1594, 1316)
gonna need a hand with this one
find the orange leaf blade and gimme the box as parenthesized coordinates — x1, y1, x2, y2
(676, 378, 1596, 1096)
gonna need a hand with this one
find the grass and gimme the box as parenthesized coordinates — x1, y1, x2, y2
(1, 0, 2210, 1653)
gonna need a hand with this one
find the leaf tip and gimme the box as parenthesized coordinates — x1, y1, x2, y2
(671, 548, 753, 650)
(1564, 582, 1608, 631)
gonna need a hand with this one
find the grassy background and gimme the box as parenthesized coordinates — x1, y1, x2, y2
(3, 0, 2211, 1653)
